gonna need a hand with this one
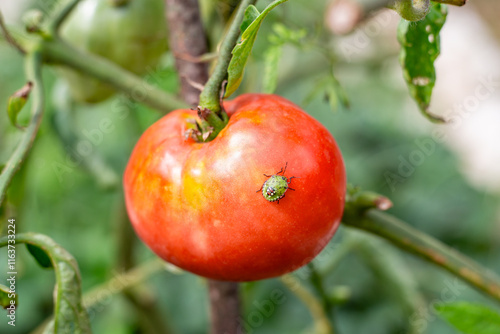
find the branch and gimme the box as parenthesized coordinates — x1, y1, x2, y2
(432, 0, 466, 5)
(281, 275, 335, 334)
(0, 11, 26, 54)
(0, 52, 44, 206)
(198, 0, 256, 115)
(39, 39, 188, 112)
(83, 258, 168, 308)
(342, 208, 500, 303)
(165, 0, 209, 106)
(45, 0, 81, 35)
(208, 281, 242, 334)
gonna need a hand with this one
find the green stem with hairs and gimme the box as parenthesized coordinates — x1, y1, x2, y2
(39, 39, 188, 112)
(197, 0, 256, 140)
(0, 51, 44, 206)
(342, 207, 500, 303)
(1, 19, 188, 113)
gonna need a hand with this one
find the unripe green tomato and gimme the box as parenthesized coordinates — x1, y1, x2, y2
(60, 0, 168, 103)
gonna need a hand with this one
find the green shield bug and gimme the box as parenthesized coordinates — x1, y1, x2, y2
(257, 162, 298, 203)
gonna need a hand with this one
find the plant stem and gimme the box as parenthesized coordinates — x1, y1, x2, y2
(308, 263, 334, 313)
(342, 209, 500, 303)
(45, 0, 81, 35)
(198, 0, 256, 131)
(0, 11, 26, 54)
(164, 0, 243, 332)
(166, 0, 209, 106)
(208, 280, 242, 334)
(38, 39, 188, 112)
(83, 258, 167, 308)
(281, 275, 335, 334)
(0, 51, 44, 206)
(432, 0, 466, 6)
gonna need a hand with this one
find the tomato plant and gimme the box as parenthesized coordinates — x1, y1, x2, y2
(59, 0, 168, 103)
(3, 0, 500, 333)
(123, 94, 346, 281)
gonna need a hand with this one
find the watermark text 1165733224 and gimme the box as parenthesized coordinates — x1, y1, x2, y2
(6, 218, 17, 327)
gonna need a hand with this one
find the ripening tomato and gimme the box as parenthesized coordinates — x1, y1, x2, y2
(124, 94, 346, 281)
(60, 0, 167, 103)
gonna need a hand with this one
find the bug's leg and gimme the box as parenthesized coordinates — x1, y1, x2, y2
(287, 176, 299, 184)
(282, 162, 288, 175)
(256, 184, 264, 193)
(289, 188, 295, 191)
(263, 173, 272, 177)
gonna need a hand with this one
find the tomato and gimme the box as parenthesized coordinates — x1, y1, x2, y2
(123, 94, 346, 281)
(60, 0, 168, 103)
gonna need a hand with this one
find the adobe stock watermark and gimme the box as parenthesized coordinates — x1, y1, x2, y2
(408, 277, 466, 333)
(51, 64, 171, 184)
(339, 11, 393, 61)
(385, 75, 500, 192)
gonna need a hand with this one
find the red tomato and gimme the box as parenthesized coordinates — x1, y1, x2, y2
(124, 94, 346, 281)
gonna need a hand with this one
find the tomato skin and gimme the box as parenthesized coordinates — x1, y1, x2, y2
(124, 94, 346, 281)
(60, 0, 167, 103)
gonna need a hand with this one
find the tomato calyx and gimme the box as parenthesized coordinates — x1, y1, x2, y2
(184, 105, 229, 142)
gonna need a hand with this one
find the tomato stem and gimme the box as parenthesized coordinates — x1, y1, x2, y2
(343, 191, 500, 303)
(198, 0, 256, 141)
(0, 51, 44, 206)
(45, 0, 82, 36)
(39, 39, 188, 111)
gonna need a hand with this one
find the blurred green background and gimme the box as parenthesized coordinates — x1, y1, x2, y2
(1, 0, 500, 333)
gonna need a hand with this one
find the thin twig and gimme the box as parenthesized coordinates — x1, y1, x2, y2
(39, 39, 188, 112)
(0, 12, 26, 54)
(0, 52, 44, 206)
(281, 275, 335, 334)
(46, 0, 81, 35)
(342, 209, 500, 303)
(83, 258, 169, 308)
(166, 0, 209, 106)
(432, 0, 466, 6)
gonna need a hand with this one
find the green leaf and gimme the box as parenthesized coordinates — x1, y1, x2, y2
(27, 243, 53, 268)
(262, 45, 282, 94)
(0, 233, 91, 333)
(398, 3, 447, 123)
(240, 5, 260, 34)
(0, 284, 17, 309)
(7, 82, 32, 128)
(436, 302, 500, 334)
(225, 0, 289, 98)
